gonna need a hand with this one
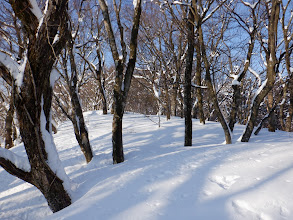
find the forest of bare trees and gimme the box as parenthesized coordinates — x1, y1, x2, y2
(0, 0, 292, 213)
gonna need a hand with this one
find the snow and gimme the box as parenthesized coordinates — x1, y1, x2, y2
(1, 111, 293, 219)
(230, 74, 240, 86)
(133, 0, 138, 8)
(0, 147, 30, 172)
(248, 67, 261, 86)
(29, 0, 42, 21)
(40, 98, 73, 197)
(242, 1, 258, 9)
(0, 52, 25, 87)
(50, 68, 59, 87)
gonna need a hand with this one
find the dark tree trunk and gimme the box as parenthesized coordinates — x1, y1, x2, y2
(66, 26, 93, 163)
(112, 108, 124, 164)
(96, 52, 108, 115)
(229, 84, 241, 132)
(184, 5, 195, 147)
(112, 60, 125, 164)
(254, 90, 283, 135)
(285, 91, 293, 131)
(5, 86, 15, 149)
(0, 0, 72, 212)
(267, 90, 276, 132)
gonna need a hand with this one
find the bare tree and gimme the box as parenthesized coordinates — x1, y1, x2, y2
(98, 0, 142, 163)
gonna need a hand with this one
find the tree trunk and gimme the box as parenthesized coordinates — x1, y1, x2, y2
(184, 5, 195, 146)
(285, 91, 293, 131)
(267, 90, 276, 132)
(194, 39, 205, 124)
(229, 84, 241, 131)
(197, 24, 231, 144)
(67, 28, 93, 163)
(0, 0, 72, 212)
(96, 52, 107, 115)
(112, 110, 124, 164)
(5, 87, 15, 149)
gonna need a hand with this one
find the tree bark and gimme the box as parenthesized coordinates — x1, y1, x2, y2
(194, 37, 205, 124)
(0, 0, 72, 212)
(96, 52, 108, 115)
(67, 28, 93, 163)
(184, 4, 195, 146)
(5, 86, 15, 149)
(267, 90, 276, 132)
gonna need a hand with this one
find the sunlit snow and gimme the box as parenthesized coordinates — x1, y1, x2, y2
(1, 111, 293, 220)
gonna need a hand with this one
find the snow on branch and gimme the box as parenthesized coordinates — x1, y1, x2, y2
(29, 0, 43, 21)
(230, 74, 240, 86)
(241, 1, 258, 9)
(0, 51, 25, 87)
(171, 1, 191, 6)
(0, 147, 31, 172)
(202, 0, 228, 23)
(191, 82, 208, 89)
(133, 0, 138, 8)
(248, 66, 261, 86)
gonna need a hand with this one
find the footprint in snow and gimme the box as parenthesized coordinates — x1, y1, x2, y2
(209, 175, 240, 190)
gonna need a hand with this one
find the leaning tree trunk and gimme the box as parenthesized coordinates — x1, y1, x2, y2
(184, 4, 195, 146)
(197, 24, 231, 144)
(0, 0, 72, 212)
(67, 32, 93, 163)
(241, 0, 279, 142)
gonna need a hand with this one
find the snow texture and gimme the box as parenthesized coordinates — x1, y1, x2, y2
(242, 1, 258, 9)
(50, 68, 59, 87)
(0, 52, 25, 87)
(133, 0, 138, 8)
(230, 74, 240, 86)
(0, 147, 30, 172)
(1, 111, 293, 220)
(29, 0, 42, 21)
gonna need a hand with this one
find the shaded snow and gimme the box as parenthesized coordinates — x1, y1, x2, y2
(1, 111, 293, 220)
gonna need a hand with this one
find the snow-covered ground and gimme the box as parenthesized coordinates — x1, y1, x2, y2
(1, 111, 293, 220)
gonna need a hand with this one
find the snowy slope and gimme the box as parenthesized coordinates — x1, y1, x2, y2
(1, 111, 293, 220)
